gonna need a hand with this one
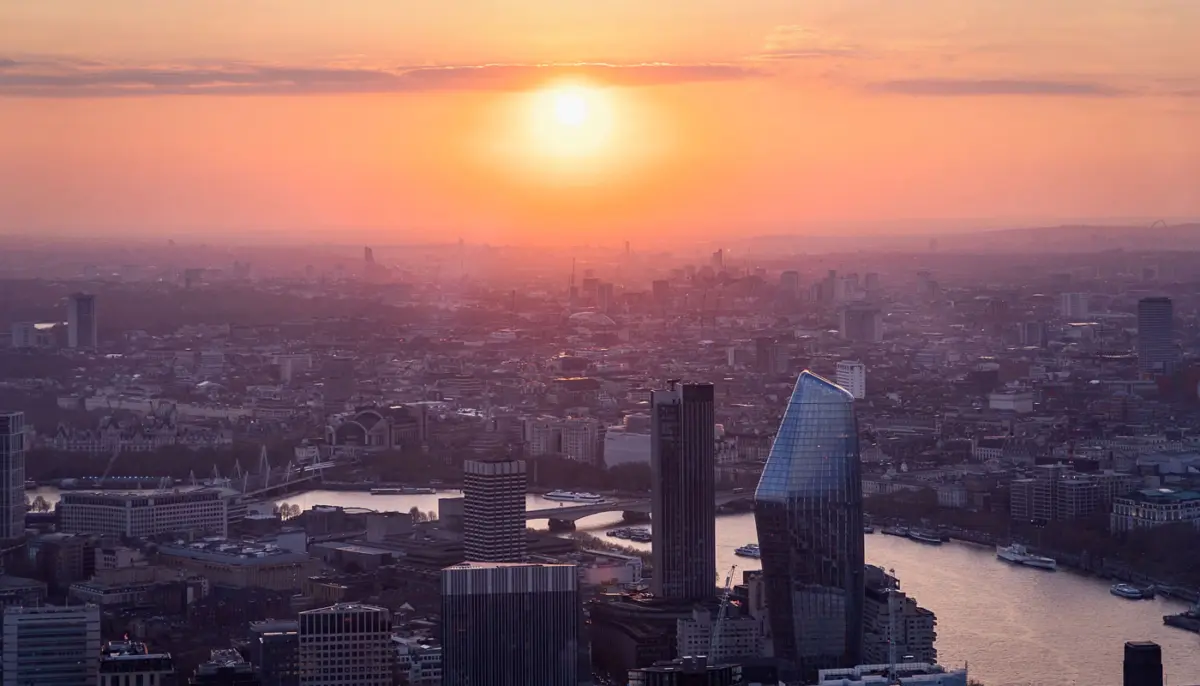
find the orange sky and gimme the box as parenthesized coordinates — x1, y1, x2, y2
(0, 0, 1197, 245)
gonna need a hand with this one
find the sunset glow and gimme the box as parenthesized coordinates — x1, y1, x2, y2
(0, 1, 1196, 245)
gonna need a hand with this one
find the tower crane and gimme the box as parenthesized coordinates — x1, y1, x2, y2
(707, 564, 738, 665)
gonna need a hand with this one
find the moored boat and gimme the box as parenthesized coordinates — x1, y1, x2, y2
(734, 544, 761, 559)
(881, 526, 909, 537)
(908, 530, 943, 545)
(996, 544, 1057, 571)
(544, 490, 605, 503)
(1111, 583, 1153, 600)
(863, 525, 876, 534)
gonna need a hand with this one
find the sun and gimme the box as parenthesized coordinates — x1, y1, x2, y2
(553, 89, 589, 127)
(526, 83, 614, 160)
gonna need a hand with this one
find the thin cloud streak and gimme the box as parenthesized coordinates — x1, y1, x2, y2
(867, 78, 1130, 97)
(0, 59, 764, 97)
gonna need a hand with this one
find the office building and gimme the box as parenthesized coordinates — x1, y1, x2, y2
(441, 562, 580, 686)
(298, 603, 392, 686)
(2, 604, 101, 686)
(462, 458, 526, 562)
(1137, 297, 1177, 375)
(1018, 321, 1048, 348)
(0, 411, 26, 540)
(651, 382, 716, 601)
(839, 305, 882, 344)
(1123, 641, 1162, 686)
(861, 567, 937, 665)
(1060, 292, 1089, 319)
(676, 608, 762, 665)
(561, 417, 606, 465)
(779, 270, 800, 299)
(755, 371, 864, 680)
(755, 337, 778, 374)
(835, 361, 866, 400)
(1111, 488, 1200, 533)
(100, 640, 176, 686)
(59, 488, 235, 538)
(247, 619, 299, 686)
(67, 292, 98, 349)
(394, 636, 442, 686)
(628, 657, 744, 686)
(191, 649, 261, 685)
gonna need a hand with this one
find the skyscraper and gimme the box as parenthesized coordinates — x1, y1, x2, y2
(1137, 297, 1177, 375)
(441, 562, 580, 686)
(298, 603, 391, 686)
(0, 411, 25, 540)
(755, 371, 864, 681)
(67, 292, 97, 349)
(462, 458, 527, 562)
(839, 305, 882, 343)
(2, 604, 101, 686)
(1122, 641, 1163, 686)
(651, 381, 716, 601)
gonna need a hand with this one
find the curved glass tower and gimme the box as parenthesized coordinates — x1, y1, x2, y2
(754, 370, 864, 680)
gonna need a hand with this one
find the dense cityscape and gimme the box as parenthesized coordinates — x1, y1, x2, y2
(0, 233, 1198, 684)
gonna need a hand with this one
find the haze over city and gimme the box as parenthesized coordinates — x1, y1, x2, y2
(2, 0, 1199, 245)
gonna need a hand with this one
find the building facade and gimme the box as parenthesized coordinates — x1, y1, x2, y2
(298, 603, 392, 686)
(462, 458, 527, 562)
(628, 658, 744, 686)
(835, 361, 866, 400)
(99, 641, 176, 686)
(651, 382, 716, 602)
(2, 604, 101, 686)
(1137, 296, 1176, 375)
(248, 619, 299, 686)
(441, 562, 580, 686)
(0, 411, 26, 540)
(1111, 488, 1200, 533)
(755, 371, 864, 680)
(58, 488, 234, 538)
(67, 292, 98, 349)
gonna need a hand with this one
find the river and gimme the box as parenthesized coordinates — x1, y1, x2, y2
(34, 487, 1200, 685)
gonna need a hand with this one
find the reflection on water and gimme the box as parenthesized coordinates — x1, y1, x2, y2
(35, 487, 1200, 685)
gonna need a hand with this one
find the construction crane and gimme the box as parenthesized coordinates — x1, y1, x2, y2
(707, 564, 737, 665)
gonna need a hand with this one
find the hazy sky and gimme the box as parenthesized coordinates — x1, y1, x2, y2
(1, 1, 1197, 245)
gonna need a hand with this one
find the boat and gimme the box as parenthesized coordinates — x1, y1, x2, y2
(627, 530, 652, 543)
(371, 486, 437, 495)
(544, 490, 605, 503)
(23, 480, 35, 490)
(1163, 603, 1200, 633)
(996, 544, 1057, 571)
(881, 526, 909, 537)
(863, 525, 876, 534)
(907, 530, 943, 545)
(1111, 583, 1153, 600)
(734, 544, 761, 559)
(613, 529, 632, 540)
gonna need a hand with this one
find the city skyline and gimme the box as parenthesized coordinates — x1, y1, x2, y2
(2, 1, 1198, 243)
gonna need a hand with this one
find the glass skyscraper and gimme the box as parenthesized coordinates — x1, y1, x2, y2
(754, 370, 864, 681)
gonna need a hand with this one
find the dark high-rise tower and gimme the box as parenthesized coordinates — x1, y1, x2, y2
(441, 562, 580, 686)
(0, 411, 26, 540)
(755, 371, 864, 681)
(1137, 297, 1176, 375)
(462, 458, 527, 562)
(650, 382, 716, 601)
(1123, 641, 1163, 686)
(67, 292, 97, 349)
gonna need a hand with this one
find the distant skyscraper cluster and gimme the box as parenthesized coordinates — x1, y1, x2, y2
(650, 382, 716, 602)
(755, 371, 864, 681)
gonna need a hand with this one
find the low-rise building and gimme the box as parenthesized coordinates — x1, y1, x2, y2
(99, 640, 175, 686)
(393, 635, 442, 686)
(58, 488, 238, 538)
(157, 538, 320, 591)
(1111, 488, 1200, 533)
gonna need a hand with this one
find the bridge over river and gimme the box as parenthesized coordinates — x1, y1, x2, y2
(525, 492, 749, 526)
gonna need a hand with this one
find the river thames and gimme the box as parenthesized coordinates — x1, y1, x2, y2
(37, 487, 1200, 685)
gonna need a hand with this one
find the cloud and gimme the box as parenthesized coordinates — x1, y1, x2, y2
(0, 59, 763, 97)
(756, 26, 865, 60)
(0, 58, 20, 69)
(867, 78, 1129, 97)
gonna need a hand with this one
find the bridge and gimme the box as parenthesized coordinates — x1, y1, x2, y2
(526, 492, 748, 523)
(227, 447, 330, 499)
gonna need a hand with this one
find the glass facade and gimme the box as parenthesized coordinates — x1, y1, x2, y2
(754, 370, 864, 681)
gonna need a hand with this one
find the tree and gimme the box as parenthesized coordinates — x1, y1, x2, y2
(30, 495, 49, 513)
(409, 506, 428, 522)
